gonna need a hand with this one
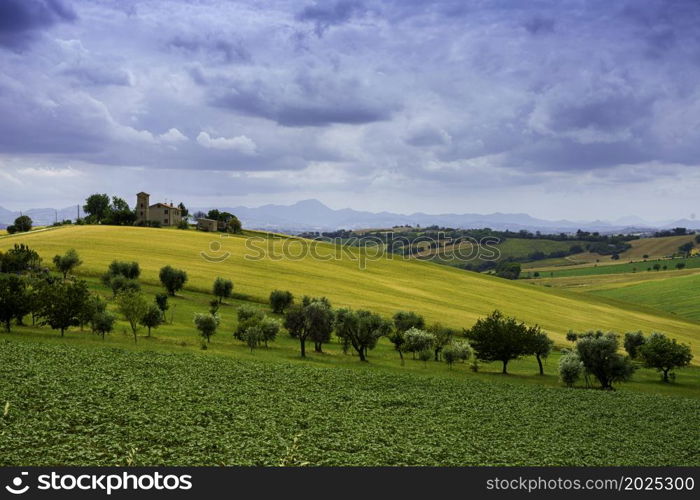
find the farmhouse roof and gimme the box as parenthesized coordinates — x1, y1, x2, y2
(150, 202, 179, 209)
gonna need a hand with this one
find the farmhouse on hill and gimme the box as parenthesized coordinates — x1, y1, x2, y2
(135, 192, 183, 226)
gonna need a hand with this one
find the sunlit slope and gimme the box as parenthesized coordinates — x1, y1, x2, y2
(3, 225, 700, 351)
(592, 273, 700, 322)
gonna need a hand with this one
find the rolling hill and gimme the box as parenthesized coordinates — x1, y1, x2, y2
(2, 225, 699, 357)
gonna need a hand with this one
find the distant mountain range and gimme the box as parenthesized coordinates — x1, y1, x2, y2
(1, 199, 698, 234)
(0, 206, 79, 229)
(194, 199, 700, 234)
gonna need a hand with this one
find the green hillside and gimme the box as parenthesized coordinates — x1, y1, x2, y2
(592, 273, 700, 322)
(524, 257, 700, 279)
(2, 225, 700, 356)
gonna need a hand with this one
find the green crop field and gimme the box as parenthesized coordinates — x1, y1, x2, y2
(3, 225, 700, 356)
(591, 273, 700, 322)
(1, 339, 698, 466)
(523, 234, 698, 271)
(523, 257, 700, 279)
(419, 237, 581, 266)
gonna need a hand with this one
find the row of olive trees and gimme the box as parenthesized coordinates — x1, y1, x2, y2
(560, 330, 693, 388)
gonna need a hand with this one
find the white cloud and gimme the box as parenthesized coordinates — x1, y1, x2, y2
(196, 131, 257, 155)
(16, 167, 82, 178)
(159, 128, 189, 143)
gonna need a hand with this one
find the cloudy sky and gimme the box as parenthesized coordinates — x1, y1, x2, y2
(0, 0, 699, 221)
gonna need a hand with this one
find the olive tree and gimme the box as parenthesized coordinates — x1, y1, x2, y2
(402, 327, 436, 359)
(443, 340, 472, 368)
(524, 325, 554, 375)
(623, 331, 646, 359)
(116, 291, 149, 342)
(258, 316, 281, 347)
(140, 304, 164, 337)
(335, 308, 392, 362)
(390, 311, 425, 363)
(303, 297, 334, 354)
(639, 333, 693, 382)
(37, 279, 91, 337)
(575, 333, 635, 389)
(159, 265, 188, 296)
(234, 306, 265, 340)
(427, 322, 457, 361)
(213, 277, 233, 304)
(52, 249, 82, 280)
(0, 274, 27, 332)
(93, 310, 116, 340)
(284, 297, 334, 357)
(464, 310, 530, 374)
(194, 312, 219, 343)
(155, 293, 169, 320)
(269, 290, 294, 314)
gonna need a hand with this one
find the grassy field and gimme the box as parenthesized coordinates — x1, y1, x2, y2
(418, 237, 581, 265)
(591, 273, 700, 322)
(3, 225, 700, 357)
(523, 257, 700, 279)
(5, 275, 699, 399)
(524, 234, 697, 270)
(1, 339, 698, 466)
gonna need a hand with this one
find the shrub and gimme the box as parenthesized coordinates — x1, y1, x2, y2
(104, 275, 141, 297)
(418, 349, 432, 365)
(402, 328, 436, 358)
(558, 351, 583, 387)
(13, 215, 32, 232)
(443, 340, 472, 368)
(0, 244, 42, 273)
(107, 260, 141, 279)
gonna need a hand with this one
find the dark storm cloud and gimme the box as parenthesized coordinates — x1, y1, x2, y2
(0, 0, 76, 48)
(297, 1, 367, 36)
(208, 72, 399, 127)
(168, 34, 251, 64)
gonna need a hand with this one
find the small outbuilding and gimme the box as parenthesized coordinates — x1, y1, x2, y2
(197, 218, 218, 232)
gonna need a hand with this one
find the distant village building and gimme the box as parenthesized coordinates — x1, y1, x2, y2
(197, 218, 218, 232)
(135, 192, 183, 226)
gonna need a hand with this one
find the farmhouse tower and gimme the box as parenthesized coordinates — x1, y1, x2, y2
(136, 192, 150, 225)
